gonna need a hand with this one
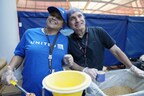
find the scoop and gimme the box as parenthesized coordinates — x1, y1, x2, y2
(10, 80, 29, 94)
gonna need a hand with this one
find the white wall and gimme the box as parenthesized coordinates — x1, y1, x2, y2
(0, 0, 19, 63)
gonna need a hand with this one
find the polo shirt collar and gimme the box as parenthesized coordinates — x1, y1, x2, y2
(72, 27, 88, 39)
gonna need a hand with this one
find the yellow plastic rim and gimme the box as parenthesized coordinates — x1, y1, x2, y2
(42, 71, 91, 93)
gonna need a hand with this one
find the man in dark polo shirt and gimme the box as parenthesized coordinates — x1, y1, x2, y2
(63, 7, 144, 79)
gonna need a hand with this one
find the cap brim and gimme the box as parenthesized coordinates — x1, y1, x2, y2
(47, 6, 59, 14)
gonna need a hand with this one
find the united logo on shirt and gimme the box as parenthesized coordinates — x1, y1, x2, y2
(57, 44, 64, 50)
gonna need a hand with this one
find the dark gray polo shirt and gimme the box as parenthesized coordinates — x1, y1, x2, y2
(68, 27, 115, 70)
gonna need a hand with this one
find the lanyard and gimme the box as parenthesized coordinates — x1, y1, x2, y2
(77, 33, 88, 65)
(44, 28, 59, 73)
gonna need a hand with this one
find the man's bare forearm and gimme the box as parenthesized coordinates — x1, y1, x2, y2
(70, 62, 84, 71)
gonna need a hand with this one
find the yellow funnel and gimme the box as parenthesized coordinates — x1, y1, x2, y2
(42, 71, 91, 96)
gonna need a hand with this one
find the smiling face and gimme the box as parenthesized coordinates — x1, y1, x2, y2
(68, 12, 86, 35)
(46, 11, 64, 31)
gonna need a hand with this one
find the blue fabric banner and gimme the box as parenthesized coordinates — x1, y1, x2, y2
(18, 11, 144, 66)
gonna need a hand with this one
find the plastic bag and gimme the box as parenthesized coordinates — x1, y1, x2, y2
(85, 82, 106, 96)
(85, 69, 144, 96)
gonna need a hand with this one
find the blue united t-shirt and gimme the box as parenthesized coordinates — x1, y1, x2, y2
(14, 28, 68, 96)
